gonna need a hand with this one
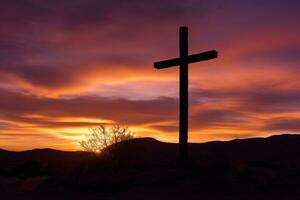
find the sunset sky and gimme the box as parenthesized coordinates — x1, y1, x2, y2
(1, 0, 300, 151)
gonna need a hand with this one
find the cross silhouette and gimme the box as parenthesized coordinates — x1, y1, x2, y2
(154, 26, 218, 167)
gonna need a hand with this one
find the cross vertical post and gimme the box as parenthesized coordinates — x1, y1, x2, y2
(179, 27, 188, 167)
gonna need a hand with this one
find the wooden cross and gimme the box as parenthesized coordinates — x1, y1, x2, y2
(154, 26, 218, 167)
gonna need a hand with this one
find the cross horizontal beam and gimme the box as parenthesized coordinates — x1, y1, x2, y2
(154, 50, 218, 69)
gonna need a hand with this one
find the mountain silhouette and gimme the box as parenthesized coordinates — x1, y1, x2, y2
(1, 134, 300, 199)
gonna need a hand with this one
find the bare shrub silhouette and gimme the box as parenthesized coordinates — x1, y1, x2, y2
(79, 125, 134, 153)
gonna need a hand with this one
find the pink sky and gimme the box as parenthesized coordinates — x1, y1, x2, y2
(1, 0, 300, 150)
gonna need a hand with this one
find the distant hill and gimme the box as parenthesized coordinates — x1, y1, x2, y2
(1, 134, 300, 199)
(0, 148, 93, 177)
(102, 134, 300, 163)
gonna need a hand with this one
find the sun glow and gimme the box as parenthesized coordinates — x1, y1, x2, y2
(94, 149, 101, 154)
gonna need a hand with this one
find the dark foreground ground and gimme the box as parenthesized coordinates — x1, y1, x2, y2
(0, 134, 300, 199)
